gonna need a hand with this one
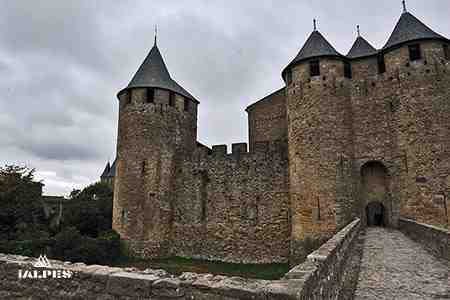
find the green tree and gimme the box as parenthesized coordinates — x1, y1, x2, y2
(62, 181, 113, 237)
(0, 165, 47, 240)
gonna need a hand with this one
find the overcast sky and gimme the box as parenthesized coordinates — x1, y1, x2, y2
(1, 0, 449, 196)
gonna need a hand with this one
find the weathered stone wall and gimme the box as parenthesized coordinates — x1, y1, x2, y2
(172, 140, 290, 264)
(285, 218, 362, 300)
(349, 41, 450, 228)
(398, 217, 449, 260)
(0, 219, 361, 299)
(113, 87, 198, 258)
(282, 39, 449, 264)
(246, 88, 287, 151)
(112, 34, 449, 265)
(349, 69, 402, 228)
(0, 254, 299, 300)
(286, 58, 356, 263)
(350, 56, 378, 78)
(383, 41, 450, 228)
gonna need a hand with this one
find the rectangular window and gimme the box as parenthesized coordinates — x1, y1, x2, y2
(310, 60, 320, 77)
(169, 92, 176, 106)
(377, 55, 386, 74)
(146, 88, 155, 103)
(184, 98, 189, 112)
(126, 91, 131, 105)
(444, 44, 450, 60)
(285, 69, 292, 85)
(408, 44, 422, 61)
(344, 61, 352, 79)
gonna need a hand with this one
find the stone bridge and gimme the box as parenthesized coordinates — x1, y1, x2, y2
(0, 218, 448, 299)
(354, 227, 448, 300)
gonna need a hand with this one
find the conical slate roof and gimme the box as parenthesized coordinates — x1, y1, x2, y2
(383, 12, 447, 50)
(283, 30, 343, 77)
(100, 162, 111, 179)
(108, 159, 116, 177)
(119, 43, 197, 102)
(347, 36, 378, 59)
(291, 31, 342, 63)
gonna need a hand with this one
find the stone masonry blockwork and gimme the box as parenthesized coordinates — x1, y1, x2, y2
(112, 13, 450, 264)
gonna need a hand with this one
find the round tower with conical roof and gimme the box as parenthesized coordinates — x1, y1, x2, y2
(113, 37, 199, 258)
(283, 23, 355, 263)
(376, 5, 450, 226)
(347, 27, 379, 77)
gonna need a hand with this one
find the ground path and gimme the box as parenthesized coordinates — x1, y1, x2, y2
(353, 227, 448, 300)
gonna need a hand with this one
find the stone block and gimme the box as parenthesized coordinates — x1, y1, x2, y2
(107, 272, 156, 297)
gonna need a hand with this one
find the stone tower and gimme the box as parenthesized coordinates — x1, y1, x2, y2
(112, 37, 199, 258)
(282, 25, 355, 262)
(283, 6, 450, 262)
(376, 9, 450, 227)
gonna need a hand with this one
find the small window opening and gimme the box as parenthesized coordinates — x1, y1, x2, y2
(377, 55, 386, 74)
(310, 60, 320, 77)
(408, 44, 422, 61)
(121, 210, 125, 223)
(317, 197, 321, 220)
(169, 92, 176, 106)
(184, 98, 189, 112)
(285, 69, 292, 85)
(443, 44, 450, 60)
(146, 88, 155, 103)
(344, 61, 352, 79)
(125, 91, 131, 105)
(142, 160, 146, 174)
(201, 195, 206, 222)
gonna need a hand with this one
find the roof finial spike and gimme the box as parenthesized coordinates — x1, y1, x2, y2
(357, 25, 361, 37)
(313, 19, 317, 31)
(402, 0, 407, 13)
(154, 24, 158, 46)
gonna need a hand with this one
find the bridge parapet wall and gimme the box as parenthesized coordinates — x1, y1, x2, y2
(398, 217, 449, 260)
(0, 219, 362, 299)
(285, 218, 362, 299)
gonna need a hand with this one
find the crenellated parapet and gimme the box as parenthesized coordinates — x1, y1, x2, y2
(171, 139, 290, 264)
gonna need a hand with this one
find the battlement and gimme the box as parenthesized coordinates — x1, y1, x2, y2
(199, 140, 287, 163)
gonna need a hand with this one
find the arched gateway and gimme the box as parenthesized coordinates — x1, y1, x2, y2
(361, 161, 390, 227)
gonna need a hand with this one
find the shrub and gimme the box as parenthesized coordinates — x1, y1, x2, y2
(51, 227, 121, 264)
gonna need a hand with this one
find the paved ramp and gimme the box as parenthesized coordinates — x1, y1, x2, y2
(354, 227, 448, 300)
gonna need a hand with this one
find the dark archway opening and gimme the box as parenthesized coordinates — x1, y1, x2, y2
(366, 202, 385, 227)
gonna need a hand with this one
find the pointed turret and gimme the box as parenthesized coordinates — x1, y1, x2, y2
(108, 159, 116, 178)
(383, 11, 448, 51)
(118, 40, 197, 102)
(100, 161, 111, 180)
(282, 23, 342, 78)
(347, 27, 378, 59)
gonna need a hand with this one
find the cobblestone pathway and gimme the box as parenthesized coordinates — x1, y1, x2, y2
(354, 227, 448, 300)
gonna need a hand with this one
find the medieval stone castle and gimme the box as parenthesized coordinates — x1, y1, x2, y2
(101, 6, 450, 264)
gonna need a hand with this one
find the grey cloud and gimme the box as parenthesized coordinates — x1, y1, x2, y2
(1, 0, 449, 195)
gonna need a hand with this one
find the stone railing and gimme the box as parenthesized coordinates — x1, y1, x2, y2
(0, 219, 361, 300)
(398, 217, 449, 260)
(285, 218, 362, 299)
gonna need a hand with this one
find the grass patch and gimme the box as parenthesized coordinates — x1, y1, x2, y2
(113, 256, 289, 280)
